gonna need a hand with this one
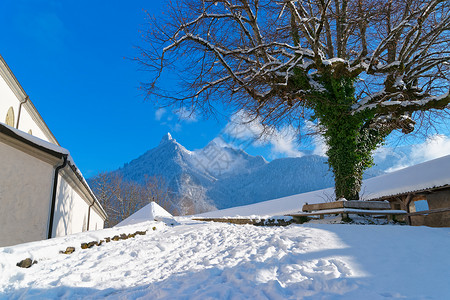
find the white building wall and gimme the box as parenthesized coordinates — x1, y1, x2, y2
(1, 60, 56, 144)
(1, 57, 105, 244)
(89, 208, 105, 231)
(52, 175, 90, 237)
(0, 141, 54, 247)
(0, 75, 21, 125)
(17, 105, 51, 142)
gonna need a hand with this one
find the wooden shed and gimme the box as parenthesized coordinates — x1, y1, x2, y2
(361, 155, 450, 227)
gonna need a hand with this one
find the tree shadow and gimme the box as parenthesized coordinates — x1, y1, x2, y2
(3, 224, 448, 299)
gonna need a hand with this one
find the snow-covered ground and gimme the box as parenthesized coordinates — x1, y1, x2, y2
(196, 154, 450, 219)
(1, 218, 449, 299)
(1, 156, 449, 299)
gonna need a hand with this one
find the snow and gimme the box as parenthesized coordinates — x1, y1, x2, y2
(197, 154, 450, 218)
(196, 188, 333, 218)
(190, 140, 254, 177)
(354, 90, 449, 113)
(2, 130, 447, 299)
(0, 219, 449, 299)
(160, 132, 173, 143)
(0, 122, 106, 217)
(116, 202, 173, 227)
(111, 132, 387, 214)
(352, 90, 385, 111)
(381, 100, 402, 106)
(362, 154, 450, 200)
(291, 208, 407, 216)
(0, 121, 69, 155)
(322, 57, 346, 66)
(1, 154, 449, 299)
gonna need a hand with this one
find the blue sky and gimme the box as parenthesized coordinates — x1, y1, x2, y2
(1, 0, 449, 177)
(0, 0, 228, 176)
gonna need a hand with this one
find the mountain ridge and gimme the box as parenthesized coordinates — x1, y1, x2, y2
(106, 133, 387, 215)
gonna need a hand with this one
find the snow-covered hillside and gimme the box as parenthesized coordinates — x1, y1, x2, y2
(3, 156, 449, 299)
(196, 154, 450, 219)
(1, 219, 449, 299)
(110, 133, 385, 214)
(116, 133, 217, 214)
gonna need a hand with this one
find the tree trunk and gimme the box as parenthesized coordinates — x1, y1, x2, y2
(326, 120, 363, 200)
(313, 75, 375, 201)
(323, 100, 383, 200)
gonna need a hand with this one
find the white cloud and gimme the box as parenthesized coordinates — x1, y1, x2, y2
(384, 134, 450, 172)
(224, 110, 265, 141)
(312, 135, 328, 157)
(211, 136, 232, 148)
(373, 145, 392, 162)
(410, 134, 450, 162)
(268, 126, 304, 158)
(223, 110, 304, 158)
(170, 123, 182, 132)
(174, 108, 198, 123)
(155, 108, 167, 121)
(304, 121, 328, 157)
(385, 163, 410, 173)
(156, 107, 197, 133)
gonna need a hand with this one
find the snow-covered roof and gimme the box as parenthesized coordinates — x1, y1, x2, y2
(0, 121, 68, 156)
(0, 121, 106, 219)
(362, 154, 450, 200)
(116, 202, 173, 227)
(195, 155, 450, 218)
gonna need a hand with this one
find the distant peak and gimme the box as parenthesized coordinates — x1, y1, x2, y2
(205, 137, 231, 149)
(205, 140, 217, 148)
(160, 132, 174, 144)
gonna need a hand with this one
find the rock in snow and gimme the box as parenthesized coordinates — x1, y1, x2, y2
(0, 219, 449, 299)
(2, 154, 450, 298)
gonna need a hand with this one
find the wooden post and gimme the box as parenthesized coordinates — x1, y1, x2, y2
(404, 194, 412, 225)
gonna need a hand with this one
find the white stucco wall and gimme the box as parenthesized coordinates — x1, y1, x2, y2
(16, 106, 50, 142)
(0, 141, 54, 247)
(89, 208, 105, 231)
(1, 58, 104, 244)
(1, 63, 55, 144)
(0, 75, 20, 125)
(52, 174, 91, 237)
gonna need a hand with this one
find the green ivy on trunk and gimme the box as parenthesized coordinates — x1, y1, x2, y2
(292, 70, 386, 200)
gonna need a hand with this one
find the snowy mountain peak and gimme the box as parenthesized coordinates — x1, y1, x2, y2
(160, 132, 174, 144)
(109, 134, 385, 215)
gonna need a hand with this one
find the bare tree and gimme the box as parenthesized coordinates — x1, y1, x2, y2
(90, 173, 174, 227)
(139, 0, 450, 200)
(142, 175, 177, 214)
(89, 172, 121, 227)
(177, 181, 216, 215)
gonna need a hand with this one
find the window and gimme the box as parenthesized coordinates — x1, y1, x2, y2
(414, 200, 429, 212)
(5, 106, 15, 127)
